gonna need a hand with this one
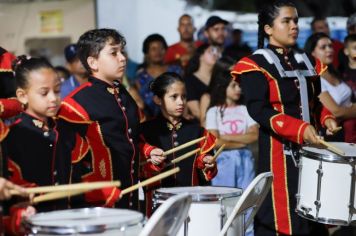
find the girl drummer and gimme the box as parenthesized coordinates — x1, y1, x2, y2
(140, 71, 217, 215)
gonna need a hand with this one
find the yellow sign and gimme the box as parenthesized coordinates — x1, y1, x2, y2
(40, 10, 63, 33)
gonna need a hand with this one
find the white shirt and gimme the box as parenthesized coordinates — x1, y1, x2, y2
(206, 105, 257, 135)
(321, 77, 352, 107)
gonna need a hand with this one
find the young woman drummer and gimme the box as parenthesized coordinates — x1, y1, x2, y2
(231, 1, 338, 235)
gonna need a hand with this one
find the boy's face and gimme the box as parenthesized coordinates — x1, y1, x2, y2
(344, 41, 356, 63)
(88, 39, 126, 83)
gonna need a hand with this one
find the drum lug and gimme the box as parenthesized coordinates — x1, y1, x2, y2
(316, 168, 323, 176)
(314, 200, 321, 208)
(300, 205, 312, 215)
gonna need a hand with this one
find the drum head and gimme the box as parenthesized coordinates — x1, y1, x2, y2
(25, 207, 143, 234)
(301, 142, 356, 162)
(154, 186, 242, 202)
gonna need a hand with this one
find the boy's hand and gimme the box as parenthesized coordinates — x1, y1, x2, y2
(150, 148, 165, 165)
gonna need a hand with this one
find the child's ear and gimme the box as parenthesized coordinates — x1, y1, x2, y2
(153, 95, 162, 106)
(87, 56, 98, 72)
(16, 88, 28, 106)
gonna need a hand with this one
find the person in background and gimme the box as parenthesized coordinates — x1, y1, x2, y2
(204, 15, 228, 54)
(136, 34, 182, 118)
(164, 14, 202, 68)
(304, 32, 356, 141)
(60, 44, 89, 98)
(310, 16, 343, 68)
(232, 1, 338, 235)
(185, 44, 219, 121)
(223, 29, 252, 62)
(338, 13, 356, 74)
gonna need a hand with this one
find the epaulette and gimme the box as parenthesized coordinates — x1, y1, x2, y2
(231, 57, 262, 81)
(58, 98, 91, 124)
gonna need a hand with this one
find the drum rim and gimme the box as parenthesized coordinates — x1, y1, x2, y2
(154, 186, 242, 202)
(24, 207, 144, 234)
(296, 209, 350, 226)
(300, 149, 354, 163)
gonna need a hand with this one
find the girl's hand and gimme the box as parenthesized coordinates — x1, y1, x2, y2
(324, 118, 338, 135)
(303, 125, 321, 146)
(0, 178, 28, 200)
(203, 155, 216, 169)
(149, 148, 165, 165)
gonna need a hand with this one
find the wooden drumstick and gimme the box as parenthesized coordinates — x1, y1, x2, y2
(318, 139, 345, 156)
(332, 126, 342, 133)
(32, 189, 86, 204)
(10, 181, 121, 195)
(162, 137, 205, 156)
(171, 148, 201, 164)
(139, 137, 206, 166)
(121, 167, 180, 196)
(211, 144, 225, 162)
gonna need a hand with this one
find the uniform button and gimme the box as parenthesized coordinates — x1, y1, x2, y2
(174, 141, 179, 146)
(284, 56, 288, 60)
(131, 170, 134, 174)
(129, 138, 133, 143)
(118, 98, 122, 102)
(173, 133, 177, 138)
(43, 132, 49, 137)
(53, 170, 57, 176)
(131, 160, 135, 164)
(54, 182, 59, 185)
(128, 128, 132, 134)
(49, 144, 53, 147)
(122, 106, 126, 111)
(129, 202, 133, 207)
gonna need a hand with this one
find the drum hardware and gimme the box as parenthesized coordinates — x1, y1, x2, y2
(315, 161, 323, 218)
(183, 216, 190, 236)
(220, 200, 226, 229)
(348, 162, 356, 223)
(300, 205, 312, 215)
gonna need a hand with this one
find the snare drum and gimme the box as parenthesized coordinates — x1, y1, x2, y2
(24, 207, 144, 235)
(153, 186, 243, 236)
(296, 142, 356, 225)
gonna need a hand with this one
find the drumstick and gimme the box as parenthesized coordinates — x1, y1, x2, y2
(32, 189, 86, 204)
(318, 139, 345, 156)
(10, 181, 121, 195)
(211, 144, 225, 162)
(333, 126, 342, 133)
(171, 148, 201, 164)
(163, 137, 205, 156)
(139, 136, 206, 166)
(121, 167, 180, 196)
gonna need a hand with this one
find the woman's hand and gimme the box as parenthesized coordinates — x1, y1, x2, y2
(324, 118, 339, 135)
(303, 125, 321, 145)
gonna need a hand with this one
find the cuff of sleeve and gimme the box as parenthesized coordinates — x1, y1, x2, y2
(321, 115, 335, 128)
(297, 122, 309, 144)
(195, 154, 205, 169)
(203, 166, 218, 181)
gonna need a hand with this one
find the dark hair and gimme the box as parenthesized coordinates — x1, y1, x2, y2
(142, 34, 168, 54)
(257, 0, 296, 48)
(150, 72, 184, 98)
(12, 55, 54, 89)
(54, 66, 70, 80)
(304, 32, 330, 55)
(185, 43, 210, 76)
(344, 34, 356, 46)
(77, 28, 126, 73)
(310, 16, 327, 32)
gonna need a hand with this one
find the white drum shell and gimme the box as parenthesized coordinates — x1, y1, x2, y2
(24, 208, 144, 236)
(297, 142, 356, 225)
(154, 186, 243, 236)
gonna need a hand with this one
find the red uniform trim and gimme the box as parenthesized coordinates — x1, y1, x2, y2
(71, 134, 90, 163)
(0, 51, 16, 71)
(231, 57, 263, 82)
(314, 58, 328, 76)
(0, 120, 9, 142)
(7, 159, 37, 187)
(58, 99, 91, 124)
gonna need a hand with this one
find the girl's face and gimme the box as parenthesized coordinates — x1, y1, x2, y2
(147, 41, 166, 64)
(200, 46, 219, 66)
(89, 40, 126, 83)
(226, 80, 241, 103)
(265, 6, 299, 48)
(312, 37, 334, 65)
(17, 68, 61, 120)
(159, 81, 186, 120)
